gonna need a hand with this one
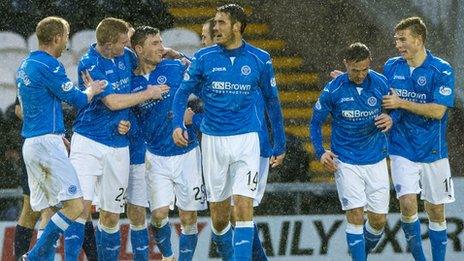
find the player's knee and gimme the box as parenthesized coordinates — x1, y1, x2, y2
(368, 215, 387, 230)
(100, 211, 120, 228)
(151, 208, 169, 225)
(179, 211, 197, 226)
(425, 202, 445, 222)
(128, 205, 147, 226)
(62, 198, 84, 220)
(399, 195, 417, 216)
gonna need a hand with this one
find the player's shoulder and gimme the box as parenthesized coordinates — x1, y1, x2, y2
(194, 45, 221, 60)
(158, 58, 184, 68)
(325, 73, 348, 94)
(79, 47, 100, 69)
(427, 52, 453, 74)
(368, 69, 388, 83)
(384, 56, 403, 69)
(243, 42, 271, 64)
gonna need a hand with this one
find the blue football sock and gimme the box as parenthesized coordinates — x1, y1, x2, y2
(179, 232, 198, 261)
(100, 225, 121, 261)
(95, 224, 102, 261)
(401, 216, 426, 261)
(130, 225, 149, 261)
(234, 221, 254, 261)
(364, 222, 383, 255)
(252, 223, 267, 261)
(346, 223, 366, 261)
(429, 221, 447, 261)
(211, 223, 234, 261)
(151, 220, 173, 258)
(64, 219, 85, 261)
(28, 212, 72, 260)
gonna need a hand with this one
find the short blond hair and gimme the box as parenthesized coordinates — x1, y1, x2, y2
(96, 17, 129, 45)
(36, 16, 69, 45)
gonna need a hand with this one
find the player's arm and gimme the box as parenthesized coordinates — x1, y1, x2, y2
(45, 65, 105, 110)
(309, 86, 338, 172)
(172, 57, 203, 147)
(382, 89, 447, 119)
(101, 84, 169, 111)
(259, 58, 286, 166)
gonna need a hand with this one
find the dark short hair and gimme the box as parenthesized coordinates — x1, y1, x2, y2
(36, 16, 69, 45)
(344, 42, 371, 63)
(130, 26, 160, 48)
(204, 18, 214, 40)
(217, 4, 247, 33)
(395, 16, 427, 43)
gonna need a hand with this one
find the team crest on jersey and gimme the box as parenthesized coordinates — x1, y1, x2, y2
(270, 77, 276, 87)
(118, 61, 126, 70)
(68, 185, 77, 195)
(315, 99, 322, 110)
(439, 86, 452, 96)
(417, 76, 427, 86)
(157, 75, 167, 84)
(367, 97, 377, 106)
(241, 65, 251, 76)
(61, 81, 73, 92)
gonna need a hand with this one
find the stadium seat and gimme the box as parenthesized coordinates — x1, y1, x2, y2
(0, 85, 17, 112)
(71, 30, 96, 56)
(0, 31, 27, 51)
(27, 33, 39, 51)
(161, 27, 201, 57)
(66, 64, 79, 84)
(0, 51, 27, 87)
(58, 51, 78, 68)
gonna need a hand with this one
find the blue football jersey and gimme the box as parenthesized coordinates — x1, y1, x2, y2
(73, 44, 136, 148)
(383, 50, 454, 162)
(172, 41, 285, 151)
(132, 59, 199, 156)
(17, 51, 89, 138)
(310, 70, 389, 165)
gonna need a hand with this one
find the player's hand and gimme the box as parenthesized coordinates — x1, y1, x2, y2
(146, 84, 170, 100)
(118, 120, 131, 135)
(62, 136, 71, 156)
(320, 150, 338, 172)
(330, 70, 343, 79)
(173, 127, 189, 147)
(183, 107, 194, 125)
(383, 88, 404, 109)
(180, 57, 191, 67)
(270, 153, 285, 168)
(81, 70, 107, 96)
(375, 113, 393, 132)
(163, 47, 182, 59)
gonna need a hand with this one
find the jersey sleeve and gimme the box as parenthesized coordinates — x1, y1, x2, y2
(43, 64, 88, 109)
(309, 83, 332, 159)
(78, 58, 114, 100)
(432, 66, 454, 108)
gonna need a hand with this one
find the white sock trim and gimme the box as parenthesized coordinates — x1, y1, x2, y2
(181, 223, 198, 235)
(75, 218, 86, 225)
(365, 221, 384, 236)
(346, 223, 364, 235)
(98, 221, 119, 234)
(211, 222, 231, 236)
(235, 221, 254, 228)
(401, 213, 418, 223)
(429, 220, 447, 231)
(51, 213, 70, 231)
(130, 223, 147, 231)
(37, 229, 44, 239)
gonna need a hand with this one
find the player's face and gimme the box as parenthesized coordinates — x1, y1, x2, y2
(56, 27, 69, 57)
(140, 33, 164, 66)
(394, 29, 423, 61)
(344, 58, 370, 85)
(201, 23, 213, 47)
(109, 33, 130, 57)
(213, 12, 237, 47)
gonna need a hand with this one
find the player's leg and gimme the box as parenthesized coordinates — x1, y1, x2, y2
(364, 159, 389, 255)
(175, 147, 207, 261)
(127, 163, 149, 261)
(146, 152, 176, 260)
(230, 133, 260, 261)
(334, 160, 368, 261)
(202, 134, 234, 260)
(23, 135, 84, 260)
(421, 158, 455, 261)
(14, 160, 40, 259)
(390, 155, 425, 261)
(98, 146, 130, 261)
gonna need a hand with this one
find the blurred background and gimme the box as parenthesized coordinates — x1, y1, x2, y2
(0, 0, 463, 260)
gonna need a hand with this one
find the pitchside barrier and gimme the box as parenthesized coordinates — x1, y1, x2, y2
(0, 179, 462, 260)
